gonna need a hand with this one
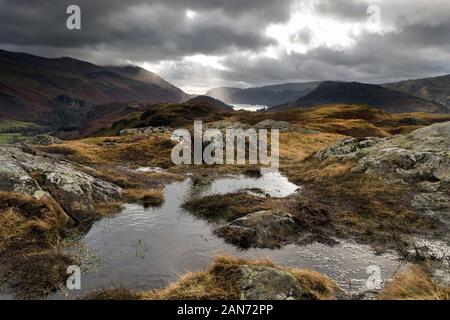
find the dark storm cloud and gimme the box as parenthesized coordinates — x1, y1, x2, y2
(0, 0, 449, 90)
(216, 18, 450, 87)
(0, 0, 292, 61)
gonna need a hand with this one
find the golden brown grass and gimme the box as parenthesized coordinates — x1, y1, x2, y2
(0, 192, 77, 299)
(142, 255, 336, 300)
(123, 188, 165, 207)
(290, 172, 430, 244)
(279, 132, 349, 185)
(306, 119, 389, 137)
(41, 134, 175, 167)
(378, 266, 450, 300)
(236, 104, 450, 137)
(83, 256, 336, 300)
(0, 192, 71, 253)
(93, 202, 124, 217)
(280, 132, 346, 163)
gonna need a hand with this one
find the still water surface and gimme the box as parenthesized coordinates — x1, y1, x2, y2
(48, 171, 402, 299)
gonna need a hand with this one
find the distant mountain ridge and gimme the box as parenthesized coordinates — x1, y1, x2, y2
(205, 82, 321, 107)
(384, 74, 450, 108)
(0, 49, 190, 126)
(272, 81, 449, 114)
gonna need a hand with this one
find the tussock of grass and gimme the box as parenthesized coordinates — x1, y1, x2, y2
(182, 193, 273, 222)
(83, 256, 336, 300)
(123, 188, 165, 207)
(93, 202, 124, 217)
(0, 192, 71, 252)
(142, 255, 336, 300)
(0, 192, 77, 299)
(1, 251, 76, 299)
(378, 266, 450, 300)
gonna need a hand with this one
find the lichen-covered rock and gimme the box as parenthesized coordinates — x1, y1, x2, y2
(315, 121, 450, 241)
(217, 210, 297, 248)
(24, 135, 62, 146)
(238, 265, 304, 300)
(254, 119, 290, 131)
(0, 154, 43, 197)
(119, 127, 170, 136)
(411, 192, 450, 229)
(0, 146, 122, 222)
(315, 137, 383, 161)
(316, 122, 450, 184)
(206, 121, 251, 131)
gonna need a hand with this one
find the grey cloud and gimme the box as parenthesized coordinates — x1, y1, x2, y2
(213, 21, 450, 87)
(0, 0, 291, 61)
(290, 28, 313, 45)
(0, 0, 449, 91)
(313, 0, 370, 22)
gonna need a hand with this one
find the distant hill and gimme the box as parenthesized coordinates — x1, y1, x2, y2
(0, 49, 190, 126)
(272, 81, 449, 114)
(89, 102, 231, 138)
(60, 97, 235, 139)
(184, 95, 233, 111)
(205, 82, 321, 107)
(384, 74, 450, 108)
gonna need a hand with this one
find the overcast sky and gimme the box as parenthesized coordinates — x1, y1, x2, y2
(1, 0, 449, 93)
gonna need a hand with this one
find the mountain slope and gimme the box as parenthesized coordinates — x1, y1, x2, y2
(384, 74, 450, 108)
(272, 81, 449, 114)
(184, 95, 233, 111)
(206, 82, 321, 107)
(105, 65, 190, 98)
(90, 102, 231, 138)
(0, 49, 189, 126)
(59, 95, 233, 139)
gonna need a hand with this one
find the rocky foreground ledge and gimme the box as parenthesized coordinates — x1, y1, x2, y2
(0, 144, 124, 298)
(0, 145, 122, 222)
(316, 121, 450, 233)
(84, 255, 449, 301)
(1, 121, 450, 299)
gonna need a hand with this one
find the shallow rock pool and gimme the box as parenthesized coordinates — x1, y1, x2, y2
(50, 171, 403, 299)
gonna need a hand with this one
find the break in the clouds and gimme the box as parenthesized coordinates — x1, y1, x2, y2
(0, 0, 449, 93)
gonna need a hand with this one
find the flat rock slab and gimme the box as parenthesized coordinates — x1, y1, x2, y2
(0, 145, 122, 222)
(238, 265, 303, 300)
(217, 210, 297, 248)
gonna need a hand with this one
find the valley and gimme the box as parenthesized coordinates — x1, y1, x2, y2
(1, 100, 450, 300)
(1, 49, 450, 301)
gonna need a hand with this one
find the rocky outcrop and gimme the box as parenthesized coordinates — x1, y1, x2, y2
(119, 127, 171, 136)
(0, 145, 122, 222)
(24, 135, 63, 146)
(316, 122, 450, 184)
(238, 265, 304, 300)
(315, 121, 450, 231)
(217, 210, 297, 248)
(254, 120, 290, 131)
